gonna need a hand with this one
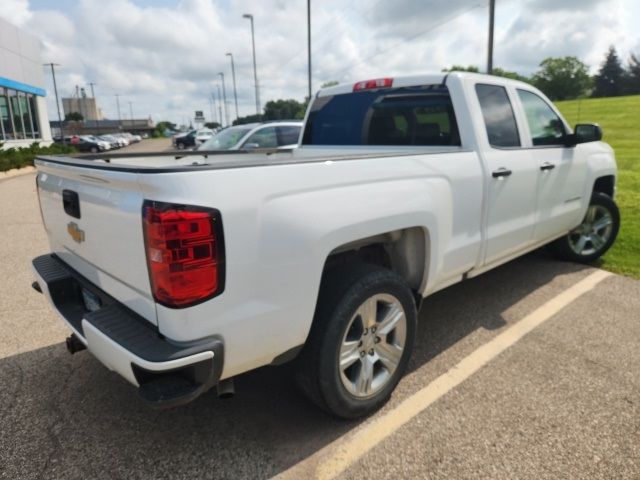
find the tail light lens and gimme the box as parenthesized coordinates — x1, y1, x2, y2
(142, 200, 225, 308)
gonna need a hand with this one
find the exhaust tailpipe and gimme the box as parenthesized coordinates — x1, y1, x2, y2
(66, 334, 87, 354)
(216, 378, 235, 399)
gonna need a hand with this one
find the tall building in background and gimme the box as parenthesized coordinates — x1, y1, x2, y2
(62, 94, 103, 122)
(0, 16, 52, 149)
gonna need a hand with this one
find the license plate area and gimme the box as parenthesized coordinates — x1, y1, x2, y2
(82, 287, 102, 312)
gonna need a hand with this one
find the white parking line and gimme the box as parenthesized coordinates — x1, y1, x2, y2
(274, 269, 612, 480)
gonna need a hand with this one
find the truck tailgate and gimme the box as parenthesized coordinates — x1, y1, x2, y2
(36, 159, 156, 325)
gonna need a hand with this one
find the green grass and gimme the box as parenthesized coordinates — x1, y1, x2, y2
(556, 95, 640, 278)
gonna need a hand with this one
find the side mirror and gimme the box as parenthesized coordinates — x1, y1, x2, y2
(575, 123, 603, 143)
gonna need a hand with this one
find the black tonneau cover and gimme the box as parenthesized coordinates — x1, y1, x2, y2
(35, 146, 468, 174)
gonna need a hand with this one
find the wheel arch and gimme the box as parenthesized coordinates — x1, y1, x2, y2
(322, 225, 431, 299)
(593, 175, 615, 198)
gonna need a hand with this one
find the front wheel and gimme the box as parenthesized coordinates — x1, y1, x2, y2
(296, 264, 417, 419)
(551, 192, 620, 263)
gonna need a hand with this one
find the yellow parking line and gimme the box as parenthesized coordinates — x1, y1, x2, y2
(274, 269, 612, 480)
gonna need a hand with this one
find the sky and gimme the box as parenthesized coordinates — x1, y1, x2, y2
(3, 0, 640, 126)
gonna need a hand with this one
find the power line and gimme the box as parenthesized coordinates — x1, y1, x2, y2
(324, 3, 485, 81)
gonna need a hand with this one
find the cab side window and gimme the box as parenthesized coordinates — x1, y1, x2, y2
(475, 84, 520, 148)
(243, 126, 278, 148)
(276, 126, 301, 146)
(517, 89, 566, 146)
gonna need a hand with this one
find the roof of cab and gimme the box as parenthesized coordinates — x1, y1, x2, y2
(316, 71, 534, 97)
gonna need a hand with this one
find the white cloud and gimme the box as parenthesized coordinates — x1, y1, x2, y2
(1, 0, 31, 26)
(2, 0, 638, 125)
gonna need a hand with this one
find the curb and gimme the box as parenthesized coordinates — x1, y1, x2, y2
(0, 166, 36, 181)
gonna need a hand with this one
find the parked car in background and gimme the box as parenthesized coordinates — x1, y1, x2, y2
(97, 135, 118, 149)
(73, 136, 107, 153)
(197, 121, 303, 151)
(82, 136, 111, 151)
(194, 129, 215, 147)
(172, 130, 196, 149)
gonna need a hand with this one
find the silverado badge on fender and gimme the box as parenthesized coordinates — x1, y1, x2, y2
(67, 222, 85, 243)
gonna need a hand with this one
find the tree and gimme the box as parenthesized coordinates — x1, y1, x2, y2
(623, 53, 640, 95)
(152, 120, 177, 137)
(64, 112, 83, 121)
(491, 68, 531, 84)
(593, 47, 625, 97)
(263, 99, 307, 120)
(233, 113, 262, 126)
(532, 56, 592, 100)
(320, 80, 339, 88)
(442, 65, 480, 73)
(204, 122, 221, 130)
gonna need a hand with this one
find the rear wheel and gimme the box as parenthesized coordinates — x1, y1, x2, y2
(176, 142, 185, 150)
(296, 263, 417, 419)
(90, 146, 98, 153)
(551, 192, 620, 263)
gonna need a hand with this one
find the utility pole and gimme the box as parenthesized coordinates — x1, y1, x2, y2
(208, 95, 214, 124)
(243, 13, 261, 117)
(43, 63, 64, 142)
(307, 0, 312, 100)
(219, 72, 229, 126)
(115, 94, 122, 128)
(128, 101, 134, 122)
(215, 85, 223, 126)
(487, 0, 495, 74)
(88, 82, 98, 134)
(211, 91, 218, 126)
(225, 53, 239, 121)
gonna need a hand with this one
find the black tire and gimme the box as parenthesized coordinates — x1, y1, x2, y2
(90, 146, 98, 153)
(176, 142, 185, 150)
(295, 263, 417, 419)
(550, 192, 620, 263)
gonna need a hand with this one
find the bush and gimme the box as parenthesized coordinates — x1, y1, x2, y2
(0, 142, 77, 172)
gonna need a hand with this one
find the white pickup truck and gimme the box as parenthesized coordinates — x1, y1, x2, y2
(32, 72, 619, 418)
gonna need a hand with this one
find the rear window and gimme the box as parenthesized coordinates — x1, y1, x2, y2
(302, 86, 461, 146)
(475, 84, 520, 148)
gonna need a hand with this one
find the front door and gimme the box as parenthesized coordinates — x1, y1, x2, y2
(515, 89, 589, 243)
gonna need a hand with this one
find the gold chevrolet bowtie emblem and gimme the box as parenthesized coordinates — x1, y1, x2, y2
(67, 222, 85, 243)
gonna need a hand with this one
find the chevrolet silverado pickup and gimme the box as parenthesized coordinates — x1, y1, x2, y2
(31, 72, 619, 418)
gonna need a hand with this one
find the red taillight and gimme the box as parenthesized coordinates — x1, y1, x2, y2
(142, 201, 225, 308)
(353, 77, 393, 92)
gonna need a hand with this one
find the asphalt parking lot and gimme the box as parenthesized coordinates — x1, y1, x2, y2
(1, 172, 639, 480)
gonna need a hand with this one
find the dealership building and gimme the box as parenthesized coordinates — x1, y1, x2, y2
(0, 16, 52, 149)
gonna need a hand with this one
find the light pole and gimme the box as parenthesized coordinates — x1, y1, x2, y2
(225, 52, 239, 121)
(88, 81, 98, 134)
(128, 101, 134, 122)
(307, 0, 312, 100)
(43, 63, 64, 142)
(487, 0, 495, 74)
(115, 94, 122, 128)
(216, 85, 223, 126)
(211, 91, 219, 126)
(219, 72, 229, 127)
(242, 13, 261, 117)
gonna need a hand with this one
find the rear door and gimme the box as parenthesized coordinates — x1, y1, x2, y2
(36, 160, 157, 324)
(474, 83, 538, 266)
